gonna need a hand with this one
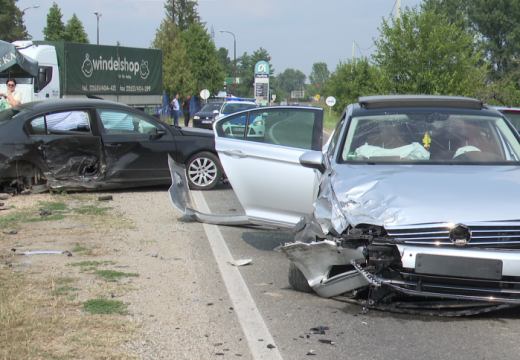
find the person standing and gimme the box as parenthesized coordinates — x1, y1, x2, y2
(171, 93, 180, 126)
(182, 94, 191, 127)
(0, 79, 21, 109)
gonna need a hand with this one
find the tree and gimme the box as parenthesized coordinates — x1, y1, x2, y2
(309, 62, 330, 89)
(217, 47, 233, 78)
(234, 47, 274, 97)
(164, 0, 201, 32)
(372, 6, 486, 97)
(0, 0, 30, 42)
(151, 17, 196, 98)
(180, 22, 225, 94)
(276, 68, 306, 94)
(64, 13, 89, 43)
(327, 58, 384, 113)
(43, 2, 65, 41)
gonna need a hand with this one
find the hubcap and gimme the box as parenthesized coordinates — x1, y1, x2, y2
(188, 157, 217, 187)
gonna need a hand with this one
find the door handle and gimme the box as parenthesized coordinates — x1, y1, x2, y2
(105, 143, 122, 147)
(223, 150, 248, 158)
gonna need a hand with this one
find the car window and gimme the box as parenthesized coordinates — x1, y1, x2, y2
(28, 110, 91, 135)
(221, 103, 256, 114)
(215, 113, 248, 139)
(340, 112, 520, 164)
(98, 109, 158, 134)
(499, 110, 520, 131)
(243, 108, 319, 150)
(201, 103, 222, 112)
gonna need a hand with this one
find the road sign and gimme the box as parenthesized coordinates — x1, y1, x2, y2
(326, 96, 336, 107)
(316, 94, 320, 100)
(271, 94, 276, 101)
(200, 89, 210, 100)
(225, 77, 241, 84)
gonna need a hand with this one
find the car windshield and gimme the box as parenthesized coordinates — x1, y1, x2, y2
(201, 103, 222, 112)
(340, 111, 520, 164)
(222, 103, 256, 114)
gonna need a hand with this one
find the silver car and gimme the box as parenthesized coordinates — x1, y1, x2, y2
(170, 95, 520, 315)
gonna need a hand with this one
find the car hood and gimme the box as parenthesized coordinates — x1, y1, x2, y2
(194, 111, 216, 118)
(317, 164, 520, 234)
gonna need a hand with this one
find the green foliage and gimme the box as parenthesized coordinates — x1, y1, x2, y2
(37, 201, 67, 211)
(74, 205, 112, 215)
(83, 298, 128, 314)
(309, 62, 330, 88)
(94, 270, 139, 282)
(43, 2, 65, 41)
(67, 261, 115, 267)
(181, 22, 225, 94)
(326, 58, 384, 113)
(0, 0, 30, 41)
(373, 6, 486, 97)
(151, 18, 196, 98)
(217, 47, 234, 78)
(64, 13, 89, 43)
(478, 59, 520, 107)
(164, 0, 200, 32)
(275, 68, 307, 94)
(235, 48, 274, 97)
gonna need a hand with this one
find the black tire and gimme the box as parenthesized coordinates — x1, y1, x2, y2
(288, 262, 314, 293)
(186, 151, 222, 190)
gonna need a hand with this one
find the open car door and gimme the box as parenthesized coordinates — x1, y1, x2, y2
(214, 106, 323, 228)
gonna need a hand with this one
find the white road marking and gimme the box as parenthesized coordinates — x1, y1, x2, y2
(192, 191, 283, 360)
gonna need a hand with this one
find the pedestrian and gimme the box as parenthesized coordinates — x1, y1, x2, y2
(182, 94, 191, 127)
(0, 79, 21, 109)
(171, 93, 180, 126)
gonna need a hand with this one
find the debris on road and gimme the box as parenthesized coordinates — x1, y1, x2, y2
(11, 249, 72, 256)
(310, 326, 329, 334)
(98, 195, 113, 201)
(307, 350, 316, 355)
(318, 340, 335, 345)
(267, 344, 276, 349)
(39, 209, 52, 216)
(230, 259, 252, 266)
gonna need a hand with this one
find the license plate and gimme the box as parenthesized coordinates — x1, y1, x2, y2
(415, 254, 502, 280)
(201, 120, 212, 124)
(232, 127, 245, 132)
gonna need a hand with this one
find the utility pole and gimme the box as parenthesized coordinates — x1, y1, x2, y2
(352, 40, 355, 63)
(396, 0, 402, 19)
(172, 0, 175, 25)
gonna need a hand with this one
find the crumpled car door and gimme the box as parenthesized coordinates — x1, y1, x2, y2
(28, 110, 103, 185)
(214, 107, 324, 227)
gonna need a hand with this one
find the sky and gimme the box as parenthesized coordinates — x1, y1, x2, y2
(20, 0, 425, 78)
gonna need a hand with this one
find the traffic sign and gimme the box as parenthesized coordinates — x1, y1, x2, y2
(200, 89, 210, 100)
(326, 96, 336, 107)
(316, 94, 320, 100)
(225, 77, 241, 84)
(271, 94, 276, 101)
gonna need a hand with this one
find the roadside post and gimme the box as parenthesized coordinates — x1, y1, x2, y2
(326, 96, 336, 116)
(200, 89, 210, 106)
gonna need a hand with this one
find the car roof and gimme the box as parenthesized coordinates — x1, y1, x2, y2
(13, 98, 131, 112)
(358, 95, 483, 110)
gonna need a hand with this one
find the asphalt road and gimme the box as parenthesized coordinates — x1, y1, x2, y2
(194, 181, 520, 360)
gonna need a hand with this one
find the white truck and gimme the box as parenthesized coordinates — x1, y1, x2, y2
(0, 41, 163, 109)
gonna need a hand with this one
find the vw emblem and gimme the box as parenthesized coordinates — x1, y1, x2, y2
(449, 223, 472, 246)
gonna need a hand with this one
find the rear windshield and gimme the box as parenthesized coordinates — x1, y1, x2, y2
(340, 111, 520, 164)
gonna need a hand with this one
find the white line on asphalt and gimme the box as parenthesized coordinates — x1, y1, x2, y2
(192, 191, 283, 360)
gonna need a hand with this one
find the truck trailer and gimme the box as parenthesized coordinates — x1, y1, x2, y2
(0, 41, 163, 109)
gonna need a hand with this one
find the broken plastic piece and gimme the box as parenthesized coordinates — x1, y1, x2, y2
(39, 209, 52, 216)
(231, 259, 252, 266)
(98, 195, 113, 201)
(11, 249, 71, 255)
(267, 344, 276, 349)
(307, 350, 316, 355)
(318, 340, 335, 345)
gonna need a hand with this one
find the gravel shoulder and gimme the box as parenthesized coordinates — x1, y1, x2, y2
(1, 187, 251, 359)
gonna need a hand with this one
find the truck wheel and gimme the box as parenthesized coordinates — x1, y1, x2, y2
(288, 262, 314, 293)
(186, 152, 222, 190)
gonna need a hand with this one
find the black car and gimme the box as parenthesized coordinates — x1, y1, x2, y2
(192, 102, 223, 129)
(0, 99, 223, 193)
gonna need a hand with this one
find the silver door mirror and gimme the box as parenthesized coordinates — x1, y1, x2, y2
(299, 151, 325, 173)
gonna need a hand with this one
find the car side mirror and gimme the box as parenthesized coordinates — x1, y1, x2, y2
(299, 151, 325, 173)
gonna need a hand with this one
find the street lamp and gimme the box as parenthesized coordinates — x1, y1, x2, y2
(22, 5, 39, 14)
(94, 11, 102, 45)
(220, 30, 236, 96)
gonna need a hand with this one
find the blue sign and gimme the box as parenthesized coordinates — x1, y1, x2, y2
(255, 61, 269, 75)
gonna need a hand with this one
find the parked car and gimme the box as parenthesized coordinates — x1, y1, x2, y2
(492, 106, 520, 131)
(0, 99, 223, 193)
(192, 102, 224, 130)
(280, 100, 288, 106)
(214, 98, 258, 121)
(170, 95, 520, 315)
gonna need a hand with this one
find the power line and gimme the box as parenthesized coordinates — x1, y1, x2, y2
(355, 0, 397, 52)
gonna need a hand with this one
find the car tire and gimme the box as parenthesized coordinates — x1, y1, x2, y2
(288, 262, 314, 293)
(186, 151, 222, 190)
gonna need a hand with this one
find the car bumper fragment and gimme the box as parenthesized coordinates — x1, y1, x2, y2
(168, 154, 253, 226)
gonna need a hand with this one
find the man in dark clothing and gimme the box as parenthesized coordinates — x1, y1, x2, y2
(182, 95, 191, 127)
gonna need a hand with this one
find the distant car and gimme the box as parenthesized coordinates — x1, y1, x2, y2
(293, 100, 300, 106)
(214, 98, 258, 121)
(0, 99, 223, 192)
(280, 100, 288, 106)
(192, 102, 224, 130)
(492, 106, 520, 131)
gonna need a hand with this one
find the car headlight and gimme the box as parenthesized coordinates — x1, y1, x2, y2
(252, 120, 264, 126)
(193, 116, 200, 119)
